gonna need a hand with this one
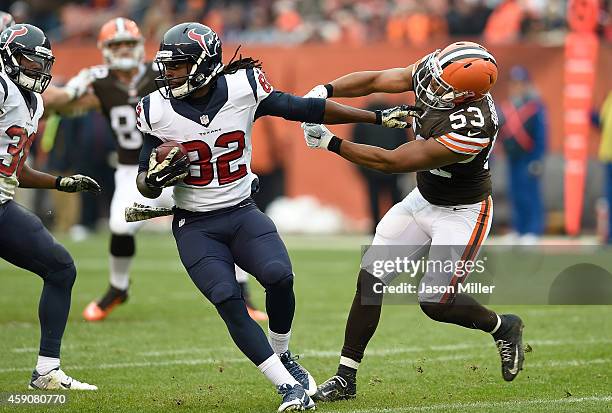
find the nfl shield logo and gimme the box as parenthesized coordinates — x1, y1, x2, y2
(200, 114, 210, 126)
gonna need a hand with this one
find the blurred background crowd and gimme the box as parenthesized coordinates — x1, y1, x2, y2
(2, 0, 612, 245)
(4, 0, 611, 45)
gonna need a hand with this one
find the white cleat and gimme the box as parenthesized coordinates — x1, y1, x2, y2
(29, 368, 98, 390)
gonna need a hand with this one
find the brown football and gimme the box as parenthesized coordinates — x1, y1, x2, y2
(155, 141, 189, 164)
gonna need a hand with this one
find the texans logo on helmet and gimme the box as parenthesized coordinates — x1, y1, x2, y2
(0, 26, 28, 49)
(187, 28, 219, 57)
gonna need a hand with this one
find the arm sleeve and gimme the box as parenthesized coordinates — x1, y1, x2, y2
(254, 91, 326, 123)
(138, 134, 163, 173)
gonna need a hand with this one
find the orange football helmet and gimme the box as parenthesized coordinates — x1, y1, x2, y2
(414, 41, 498, 110)
(97, 17, 144, 70)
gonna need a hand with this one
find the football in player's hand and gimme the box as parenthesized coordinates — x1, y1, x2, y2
(155, 141, 189, 164)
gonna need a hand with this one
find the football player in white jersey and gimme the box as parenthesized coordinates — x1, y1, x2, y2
(134, 22, 412, 412)
(43, 17, 268, 322)
(0, 23, 98, 390)
(301, 42, 524, 402)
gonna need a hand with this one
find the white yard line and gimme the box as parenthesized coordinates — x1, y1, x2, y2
(0, 353, 610, 375)
(327, 396, 612, 413)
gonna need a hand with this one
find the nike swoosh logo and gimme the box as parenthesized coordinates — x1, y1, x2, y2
(155, 174, 170, 183)
(321, 389, 334, 396)
(467, 130, 480, 137)
(508, 348, 520, 375)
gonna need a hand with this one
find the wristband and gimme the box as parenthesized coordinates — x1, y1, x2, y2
(374, 110, 382, 125)
(55, 176, 63, 190)
(328, 136, 343, 154)
(324, 84, 334, 98)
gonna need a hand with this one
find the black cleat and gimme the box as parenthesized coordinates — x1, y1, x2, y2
(493, 314, 525, 381)
(312, 375, 356, 402)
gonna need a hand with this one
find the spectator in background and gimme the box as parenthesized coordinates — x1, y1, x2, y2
(597, 91, 612, 244)
(352, 96, 408, 233)
(499, 65, 548, 244)
(446, 0, 492, 37)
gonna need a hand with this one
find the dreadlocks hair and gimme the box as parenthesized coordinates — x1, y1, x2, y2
(222, 45, 262, 75)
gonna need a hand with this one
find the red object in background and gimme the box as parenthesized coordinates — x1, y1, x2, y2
(567, 0, 600, 32)
(564, 0, 600, 236)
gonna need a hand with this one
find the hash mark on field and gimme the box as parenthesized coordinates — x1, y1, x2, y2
(328, 395, 612, 413)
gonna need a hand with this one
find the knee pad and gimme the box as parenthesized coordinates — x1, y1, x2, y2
(47, 262, 77, 289)
(208, 282, 243, 306)
(260, 261, 293, 288)
(110, 234, 135, 257)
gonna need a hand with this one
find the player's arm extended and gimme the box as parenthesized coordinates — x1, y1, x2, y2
(255, 91, 410, 127)
(43, 86, 101, 115)
(136, 134, 164, 199)
(19, 164, 101, 192)
(334, 138, 468, 173)
(308, 66, 415, 99)
(303, 124, 468, 173)
(18, 164, 57, 189)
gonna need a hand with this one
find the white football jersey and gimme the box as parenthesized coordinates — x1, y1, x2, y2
(136, 68, 273, 212)
(0, 71, 44, 203)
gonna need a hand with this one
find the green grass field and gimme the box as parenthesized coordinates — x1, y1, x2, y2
(1, 232, 611, 413)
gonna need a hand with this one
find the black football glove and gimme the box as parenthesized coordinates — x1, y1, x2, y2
(56, 174, 101, 193)
(375, 104, 424, 128)
(145, 147, 190, 189)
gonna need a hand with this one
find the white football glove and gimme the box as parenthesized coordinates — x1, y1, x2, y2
(303, 84, 328, 99)
(56, 174, 101, 193)
(146, 147, 189, 189)
(302, 123, 334, 150)
(64, 68, 94, 100)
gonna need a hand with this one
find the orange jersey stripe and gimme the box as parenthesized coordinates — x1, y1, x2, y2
(437, 137, 481, 154)
(444, 133, 489, 147)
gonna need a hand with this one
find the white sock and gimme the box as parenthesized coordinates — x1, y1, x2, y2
(268, 328, 291, 355)
(109, 256, 132, 291)
(258, 354, 299, 387)
(489, 314, 502, 335)
(340, 356, 360, 371)
(235, 265, 249, 283)
(36, 356, 60, 375)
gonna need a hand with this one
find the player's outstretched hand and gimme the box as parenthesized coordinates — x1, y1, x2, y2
(302, 123, 334, 150)
(376, 104, 424, 128)
(145, 147, 189, 189)
(64, 68, 94, 100)
(57, 174, 102, 193)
